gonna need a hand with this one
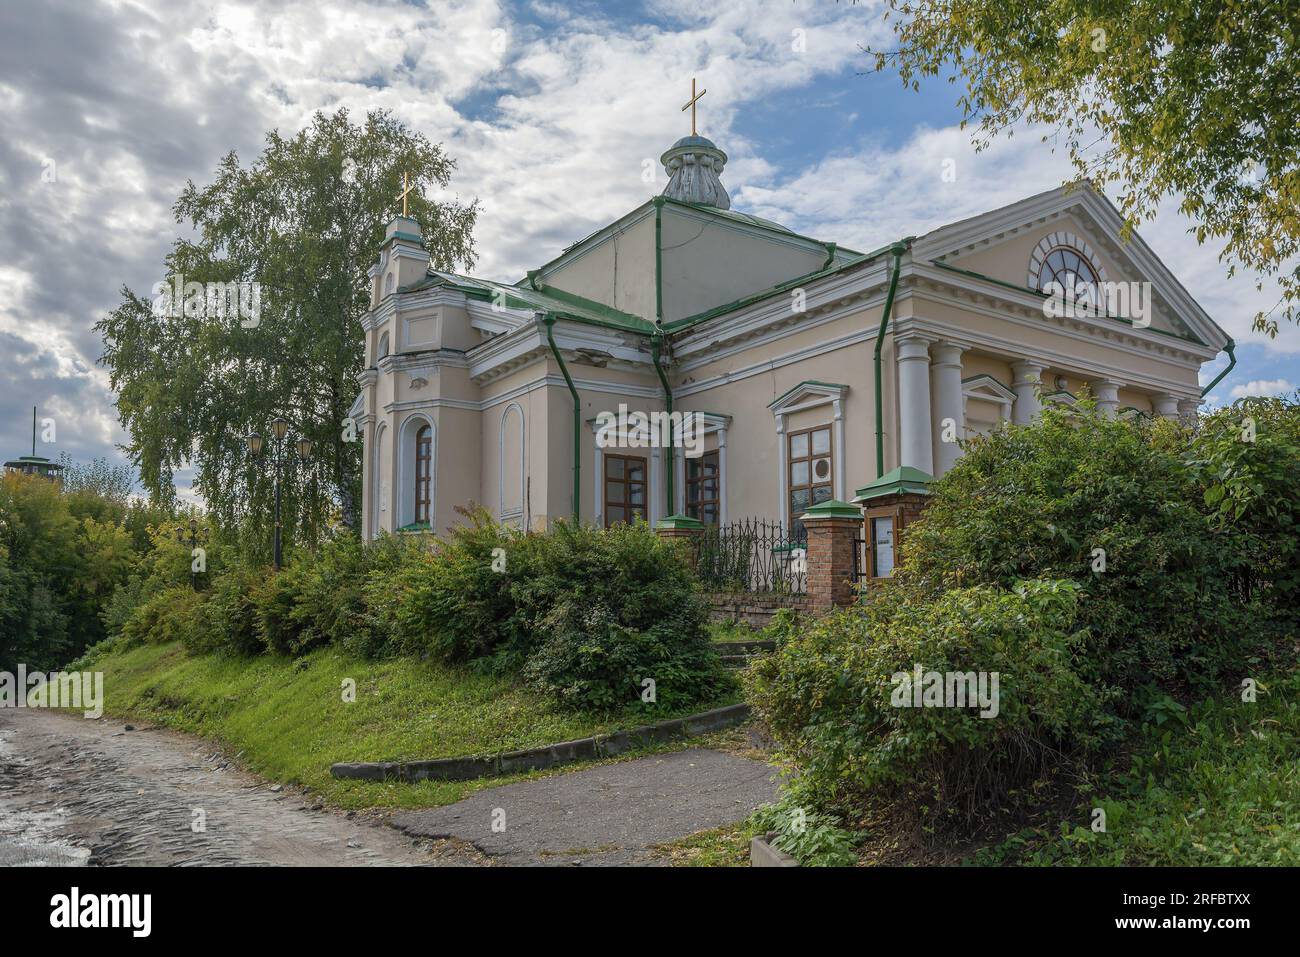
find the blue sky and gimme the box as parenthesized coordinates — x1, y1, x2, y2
(0, 0, 1293, 497)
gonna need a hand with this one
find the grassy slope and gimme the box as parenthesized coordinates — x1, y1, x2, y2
(87, 641, 738, 810)
(975, 668, 1300, 866)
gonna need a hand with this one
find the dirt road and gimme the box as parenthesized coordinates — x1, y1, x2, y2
(0, 708, 476, 866)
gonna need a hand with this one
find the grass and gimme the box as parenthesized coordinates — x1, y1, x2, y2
(652, 822, 760, 866)
(970, 668, 1300, 866)
(81, 641, 739, 811)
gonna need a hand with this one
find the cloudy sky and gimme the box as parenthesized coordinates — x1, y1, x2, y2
(1, 0, 1296, 495)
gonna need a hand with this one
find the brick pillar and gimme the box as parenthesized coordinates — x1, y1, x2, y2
(655, 514, 704, 570)
(851, 466, 933, 587)
(799, 500, 864, 614)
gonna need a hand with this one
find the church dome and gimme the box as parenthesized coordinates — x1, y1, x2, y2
(660, 136, 730, 210)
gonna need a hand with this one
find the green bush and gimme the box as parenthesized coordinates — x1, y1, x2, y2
(747, 579, 1109, 825)
(517, 520, 726, 711)
(365, 509, 532, 665)
(192, 564, 263, 655)
(119, 585, 206, 648)
(290, 532, 390, 658)
(750, 781, 861, 867)
(523, 597, 728, 712)
(251, 560, 309, 655)
(901, 400, 1256, 699)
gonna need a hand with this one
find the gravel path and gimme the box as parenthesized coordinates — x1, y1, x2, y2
(392, 748, 780, 866)
(0, 708, 475, 866)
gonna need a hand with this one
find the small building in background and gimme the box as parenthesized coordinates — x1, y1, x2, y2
(4, 407, 64, 482)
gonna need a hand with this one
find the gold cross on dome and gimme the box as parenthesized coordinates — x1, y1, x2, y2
(396, 171, 417, 218)
(680, 78, 707, 136)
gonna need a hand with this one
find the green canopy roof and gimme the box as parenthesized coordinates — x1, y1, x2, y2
(853, 466, 933, 503)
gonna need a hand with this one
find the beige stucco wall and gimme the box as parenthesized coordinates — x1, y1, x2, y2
(660, 205, 827, 324)
(541, 209, 657, 320)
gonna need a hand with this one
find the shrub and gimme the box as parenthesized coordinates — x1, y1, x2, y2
(747, 579, 1109, 825)
(750, 782, 861, 867)
(251, 560, 309, 655)
(900, 400, 1253, 699)
(523, 598, 728, 712)
(119, 585, 206, 648)
(291, 532, 390, 658)
(365, 509, 532, 665)
(192, 564, 263, 655)
(517, 520, 727, 711)
(101, 575, 151, 640)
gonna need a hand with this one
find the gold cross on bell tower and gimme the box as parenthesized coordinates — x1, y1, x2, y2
(681, 78, 707, 136)
(396, 171, 417, 218)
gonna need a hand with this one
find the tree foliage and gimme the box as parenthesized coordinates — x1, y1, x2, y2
(96, 109, 478, 556)
(870, 0, 1300, 334)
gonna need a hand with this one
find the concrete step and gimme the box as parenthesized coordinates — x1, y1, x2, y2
(714, 639, 776, 654)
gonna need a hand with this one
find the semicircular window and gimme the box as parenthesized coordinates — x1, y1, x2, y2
(1038, 246, 1099, 293)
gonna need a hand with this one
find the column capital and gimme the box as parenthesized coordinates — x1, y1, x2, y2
(1010, 358, 1046, 384)
(896, 333, 935, 361)
(930, 341, 967, 367)
(1151, 392, 1181, 418)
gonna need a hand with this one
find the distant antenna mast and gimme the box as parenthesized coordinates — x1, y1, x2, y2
(31, 406, 36, 456)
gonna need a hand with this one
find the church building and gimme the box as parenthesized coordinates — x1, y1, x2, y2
(354, 105, 1231, 550)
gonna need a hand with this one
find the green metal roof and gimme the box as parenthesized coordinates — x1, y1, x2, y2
(853, 466, 933, 503)
(800, 499, 862, 520)
(415, 270, 655, 335)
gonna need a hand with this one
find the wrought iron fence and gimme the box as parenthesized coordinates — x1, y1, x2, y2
(691, 517, 807, 594)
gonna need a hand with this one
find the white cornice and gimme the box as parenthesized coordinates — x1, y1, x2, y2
(908, 264, 1217, 364)
(912, 184, 1228, 350)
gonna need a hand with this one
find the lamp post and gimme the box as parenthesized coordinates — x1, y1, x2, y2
(247, 417, 311, 570)
(174, 518, 210, 591)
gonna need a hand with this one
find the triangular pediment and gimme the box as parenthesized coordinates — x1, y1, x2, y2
(768, 380, 848, 416)
(912, 183, 1229, 350)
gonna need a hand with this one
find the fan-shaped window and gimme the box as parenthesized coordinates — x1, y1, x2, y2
(1037, 246, 1099, 293)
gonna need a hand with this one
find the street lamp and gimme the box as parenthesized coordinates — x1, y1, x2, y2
(247, 418, 311, 570)
(174, 518, 210, 591)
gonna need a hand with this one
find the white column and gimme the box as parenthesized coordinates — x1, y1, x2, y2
(1152, 392, 1180, 419)
(930, 341, 966, 476)
(1177, 397, 1202, 427)
(717, 425, 728, 526)
(776, 414, 788, 527)
(896, 333, 935, 475)
(1011, 359, 1046, 425)
(832, 396, 846, 498)
(1093, 377, 1123, 418)
(592, 439, 604, 526)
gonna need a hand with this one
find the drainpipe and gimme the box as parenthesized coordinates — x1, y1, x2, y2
(873, 243, 908, 478)
(1200, 338, 1237, 399)
(543, 313, 580, 522)
(651, 333, 675, 516)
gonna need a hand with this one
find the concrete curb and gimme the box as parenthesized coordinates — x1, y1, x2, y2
(330, 702, 751, 783)
(750, 832, 801, 867)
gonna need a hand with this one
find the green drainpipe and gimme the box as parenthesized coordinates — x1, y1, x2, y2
(873, 243, 908, 478)
(651, 333, 675, 516)
(543, 313, 580, 522)
(1200, 338, 1237, 398)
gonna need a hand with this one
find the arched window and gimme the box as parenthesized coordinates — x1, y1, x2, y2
(1028, 232, 1107, 293)
(414, 425, 432, 525)
(1037, 246, 1099, 293)
(377, 331, 390, 360)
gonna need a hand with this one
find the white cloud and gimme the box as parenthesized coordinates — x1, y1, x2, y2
(1230, 378, 1295, 399)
